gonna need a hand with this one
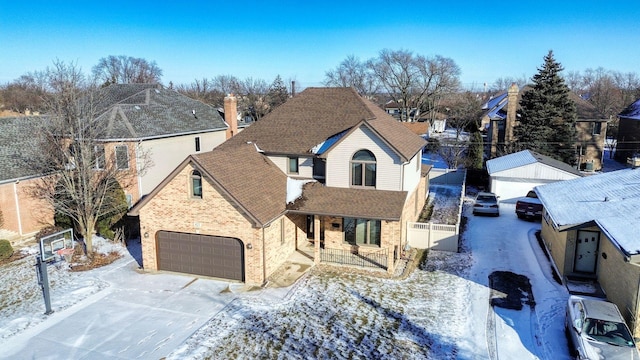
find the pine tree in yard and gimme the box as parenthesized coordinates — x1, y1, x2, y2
(514, 50, 577, 164)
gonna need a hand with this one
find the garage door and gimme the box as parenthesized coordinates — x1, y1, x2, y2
(491, 179, 544, 202)
(156, 231, 244, 281)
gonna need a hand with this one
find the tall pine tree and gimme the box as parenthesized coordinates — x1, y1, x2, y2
(514, 50, 577, 164)
(267, 75, 289, 109)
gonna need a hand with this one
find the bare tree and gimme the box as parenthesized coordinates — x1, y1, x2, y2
(0, 70, 49, 113)
(490, 76, 528, 92)
(367, 49, 460, 122)
(237, 77, 269, 121)
(27, 61, 147, 254)
(92, 55, 162, 85)
(324, 55, 379, 97)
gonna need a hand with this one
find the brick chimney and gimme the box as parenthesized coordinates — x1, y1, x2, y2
(505, 83, 519, 144)
(224, 94, 238, 139)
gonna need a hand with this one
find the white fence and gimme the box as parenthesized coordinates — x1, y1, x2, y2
(407, 222, 459, 252)
(408, 168, 466, 252)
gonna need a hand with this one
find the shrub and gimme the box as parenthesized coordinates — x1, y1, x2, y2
(0, 239, 13, 260)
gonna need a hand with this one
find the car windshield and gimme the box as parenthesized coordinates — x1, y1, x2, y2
(582, 318, 635, 347)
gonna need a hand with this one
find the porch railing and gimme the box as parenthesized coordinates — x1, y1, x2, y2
(320, 247, 388, 270)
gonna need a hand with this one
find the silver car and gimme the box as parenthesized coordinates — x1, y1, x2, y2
(472, 192, 500, 216)
(566, 295, 640, 359)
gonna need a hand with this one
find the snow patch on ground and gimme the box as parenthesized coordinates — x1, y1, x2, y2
(0, 237, 121, 341)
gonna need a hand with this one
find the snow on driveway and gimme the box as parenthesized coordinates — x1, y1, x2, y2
(0, 201, 573, 359)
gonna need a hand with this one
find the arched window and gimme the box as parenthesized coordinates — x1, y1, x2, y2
(351, 150, 376, 187)
(191, 170, 202, 198)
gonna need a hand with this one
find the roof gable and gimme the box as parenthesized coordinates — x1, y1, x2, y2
(130, 141, 288, 227)
(229, 87, 425, 160)
(94, 85, 227, 140)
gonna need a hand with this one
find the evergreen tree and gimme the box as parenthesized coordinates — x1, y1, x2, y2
(514, 50, 577, 164)
(267, 75, 289, 109)
(467, 131, 484, 170)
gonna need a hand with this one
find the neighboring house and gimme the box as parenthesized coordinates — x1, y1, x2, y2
(0, 116, 54, 237)
(90, 84, 232, 205)
(482, 84, 609, 170)
(536, 168, 640, 336)
(129, 87, 428, 285)
(616, 98, 640, 164)
(0, 84, 235, 239)
(486, 150, 582, 201)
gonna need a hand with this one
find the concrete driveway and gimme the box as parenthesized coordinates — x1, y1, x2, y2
(2, 256, 245, 360)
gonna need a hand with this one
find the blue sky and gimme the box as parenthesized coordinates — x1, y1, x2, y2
(1, 1, 639, 90)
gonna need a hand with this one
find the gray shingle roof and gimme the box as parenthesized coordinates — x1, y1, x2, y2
(93, 84, 227, 140)
(0, 116, 48, 183)
(229, 87, 426, 161)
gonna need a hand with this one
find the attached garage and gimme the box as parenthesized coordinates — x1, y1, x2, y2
(156, 231, 245, 281)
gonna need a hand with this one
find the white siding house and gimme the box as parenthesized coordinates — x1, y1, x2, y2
(325, 125, 403, 191)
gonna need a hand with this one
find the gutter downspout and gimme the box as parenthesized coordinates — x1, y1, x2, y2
(262, 226, 267, 286)
(13, 181, 23, 236)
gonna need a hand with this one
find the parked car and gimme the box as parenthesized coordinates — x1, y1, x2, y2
(472, 192, 500, 216)
(565, 295, 640, 360)
(515, 190, 543, 220)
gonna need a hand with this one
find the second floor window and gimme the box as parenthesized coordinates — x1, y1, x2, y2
(592, 122, 602, 136)
(94, 145, 105, 170)
(191, 170, 202, 198)
(288, 157, 299, 174)
(351, 150, 376, 187)
(115, 145, 129, 170)
(195, 137, 201, 152)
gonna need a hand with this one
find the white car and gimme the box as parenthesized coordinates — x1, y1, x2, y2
(472, 192, 500, 216)
(565, 295, 640, 359)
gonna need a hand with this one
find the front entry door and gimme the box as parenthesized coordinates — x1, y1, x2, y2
(574, 230, 600, 273)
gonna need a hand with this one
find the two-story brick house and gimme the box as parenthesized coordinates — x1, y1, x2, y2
(0, 84, 234, 240)
(129, 87, 428, 285)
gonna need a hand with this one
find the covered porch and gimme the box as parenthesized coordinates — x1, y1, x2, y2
(287, 182, 408, 274)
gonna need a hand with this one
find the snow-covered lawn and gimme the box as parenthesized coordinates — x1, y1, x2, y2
(170, 251, 473, 359)
(1, 194, 574, 359)
(0, 237, 126, 340)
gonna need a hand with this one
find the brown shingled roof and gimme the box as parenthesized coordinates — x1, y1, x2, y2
(129, 141, 288, 226)
(192, 142, 288, 226)
(230, 87, 426, 160)
(287, 182, 407, 220)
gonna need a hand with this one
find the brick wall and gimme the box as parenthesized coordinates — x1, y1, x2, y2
(0, 177, 54, 236)
(138, 163, 291, 285)
(597, 235, 640, 337)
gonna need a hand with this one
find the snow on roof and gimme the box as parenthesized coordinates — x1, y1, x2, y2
(536, 168, 640, 255)
(286, 177, 315, 204)
(619, 98, 640, 120)
(486, 150, 580, 176)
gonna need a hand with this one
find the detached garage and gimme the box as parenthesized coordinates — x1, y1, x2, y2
(156, 231, 245, 281)
(486, 150, 582, 202)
